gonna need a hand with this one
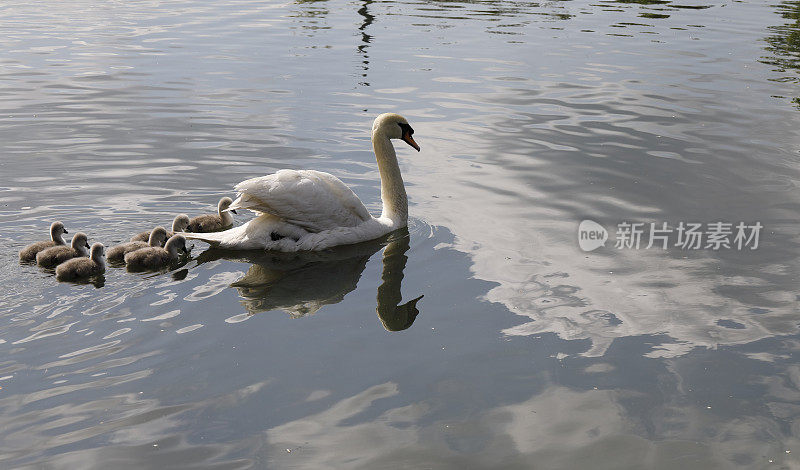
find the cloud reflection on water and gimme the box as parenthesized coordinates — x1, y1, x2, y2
(263, 379, 799, 469)
(407, 75, 800, 357)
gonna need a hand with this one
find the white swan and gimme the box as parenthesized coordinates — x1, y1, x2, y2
(182, 113, 419, 251)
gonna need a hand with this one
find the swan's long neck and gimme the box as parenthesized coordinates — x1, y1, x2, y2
(149, 230, 165, 246)
(165, 240, 180, 258)
(219, 205, 234, 226)
(373, 131, 408, 223)
(92, 249, 106, 269)
(52, 228, 65, 245)
(73, 238, 88, 255)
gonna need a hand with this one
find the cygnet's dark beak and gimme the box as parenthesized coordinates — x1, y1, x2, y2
(231, 209, 237, 214)
(63, 229, 68, 234)
(85, 242, 90, 248)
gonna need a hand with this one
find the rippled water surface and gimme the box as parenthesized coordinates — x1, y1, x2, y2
(2, 0, 800, 468)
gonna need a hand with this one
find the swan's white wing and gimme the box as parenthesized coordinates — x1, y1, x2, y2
(230, 169, 373, 233)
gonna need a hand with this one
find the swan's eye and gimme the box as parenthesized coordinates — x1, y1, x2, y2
(398, 122, 413, 135)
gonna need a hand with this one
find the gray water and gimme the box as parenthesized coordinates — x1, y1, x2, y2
(1, 0, 800, 468)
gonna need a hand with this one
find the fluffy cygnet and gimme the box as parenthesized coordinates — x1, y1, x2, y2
(186, 197, 236, 232)
(36, 232, 90, 268)
(56, 243, 106, 281)
(124, 235, 191, 272)
(108, 227, 168, 263)
(19, 221, 68, 262)
(130, 214, 190, 243)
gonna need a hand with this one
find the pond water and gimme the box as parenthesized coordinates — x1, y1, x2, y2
(1, 0, 800, 468)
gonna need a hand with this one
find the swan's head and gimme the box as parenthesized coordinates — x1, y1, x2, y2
(71, 232, 90, 253)
(172, 214, 190, 232)
(90, 243, 105, 261)
(165, 235, 192, 255)
(51, 221, 67, 237)
(148, 226, 168, 246)
(373, 113, 420, 152)
(219, 197, 237, 215)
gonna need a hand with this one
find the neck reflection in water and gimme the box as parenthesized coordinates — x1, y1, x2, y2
(194, 228, 422, 331)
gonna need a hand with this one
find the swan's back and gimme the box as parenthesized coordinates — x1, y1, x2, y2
(107, 241, 148, 262)
(19, 221, 68, 262)
(19, 240, 58, 262)
(56, 243, 105, 281)
(130, 231, 150, 243)
(124, 233, 187, 271)
(56, 258, 101, 280)
(114, 227, 168, 262)
(132, 216, 189, 243)
(36, 232, 89, 268)
(124, 247, 170, 271)
(231, 170, 372, 233)
(186, 214, 228, 232)
(36, 245, 77, 268)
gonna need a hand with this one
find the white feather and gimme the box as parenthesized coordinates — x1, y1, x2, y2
(181, 214, 397, 251)
(230, 169, 372, 232)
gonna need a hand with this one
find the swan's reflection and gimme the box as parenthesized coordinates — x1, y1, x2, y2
(375, 233, 423, 331)
(195, 228, 422, 331)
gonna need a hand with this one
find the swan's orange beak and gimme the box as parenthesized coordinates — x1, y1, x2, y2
(402, 133, 420, 152)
